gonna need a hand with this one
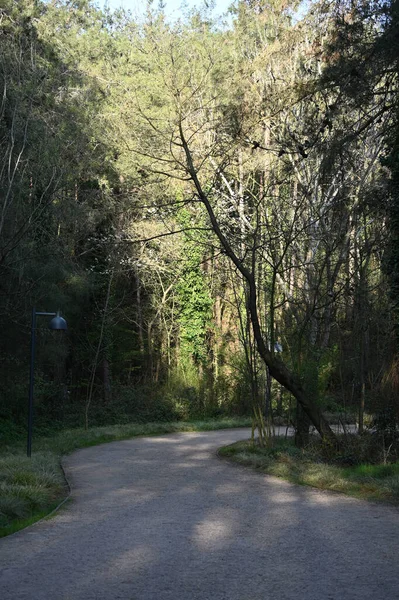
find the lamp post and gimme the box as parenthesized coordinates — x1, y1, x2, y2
(265, 341, 283, 417)
(27, 308, 67, 457)
(273, 342, 283, 417)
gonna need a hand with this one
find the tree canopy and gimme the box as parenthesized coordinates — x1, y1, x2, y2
(1, 0, 398, 450)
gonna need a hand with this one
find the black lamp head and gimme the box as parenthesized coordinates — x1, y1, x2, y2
(49, 312, 67, 331)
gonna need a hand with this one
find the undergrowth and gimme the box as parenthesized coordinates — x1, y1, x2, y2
(219, 435, 399, 504)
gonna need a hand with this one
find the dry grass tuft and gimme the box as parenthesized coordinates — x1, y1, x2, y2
(219, 437, 399, 504)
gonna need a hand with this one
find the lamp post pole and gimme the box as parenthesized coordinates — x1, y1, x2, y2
(27, 309, 67, 457)
(27, 308, 37, 458)
(265, 342, 283, 425)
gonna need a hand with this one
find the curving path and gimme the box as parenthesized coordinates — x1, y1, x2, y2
(1, 428, 399, 600)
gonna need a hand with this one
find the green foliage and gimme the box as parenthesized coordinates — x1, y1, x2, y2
(0, 0, 398, 451)
(296, 345, 340, 410)
(94, 386, 182, 424)
(176, 211, 213, 366)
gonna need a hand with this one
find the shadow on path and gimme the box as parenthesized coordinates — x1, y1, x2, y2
(1, 429, 398, 600)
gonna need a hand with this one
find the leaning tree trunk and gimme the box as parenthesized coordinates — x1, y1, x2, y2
(179, 123, 337, 445)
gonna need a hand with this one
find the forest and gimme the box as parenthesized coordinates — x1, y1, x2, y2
(1, 0, 399, 457)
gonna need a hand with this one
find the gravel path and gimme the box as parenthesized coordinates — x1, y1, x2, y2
(1, 428, 399, 600)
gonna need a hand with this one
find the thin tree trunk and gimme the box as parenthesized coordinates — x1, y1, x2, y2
(135, 265, 145, 356)
(148, 322, 153, 382)
(85, 271, 113, 430)
(103, 357, 112, 403)
(265, 366, 272, 421)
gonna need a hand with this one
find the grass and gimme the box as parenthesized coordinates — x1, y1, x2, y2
(218, 437, 399, 504)
(0, 416, 251, 537)
(0, 452, 67, 537)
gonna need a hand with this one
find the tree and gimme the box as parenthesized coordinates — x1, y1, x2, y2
(115, 9, 339, 442)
